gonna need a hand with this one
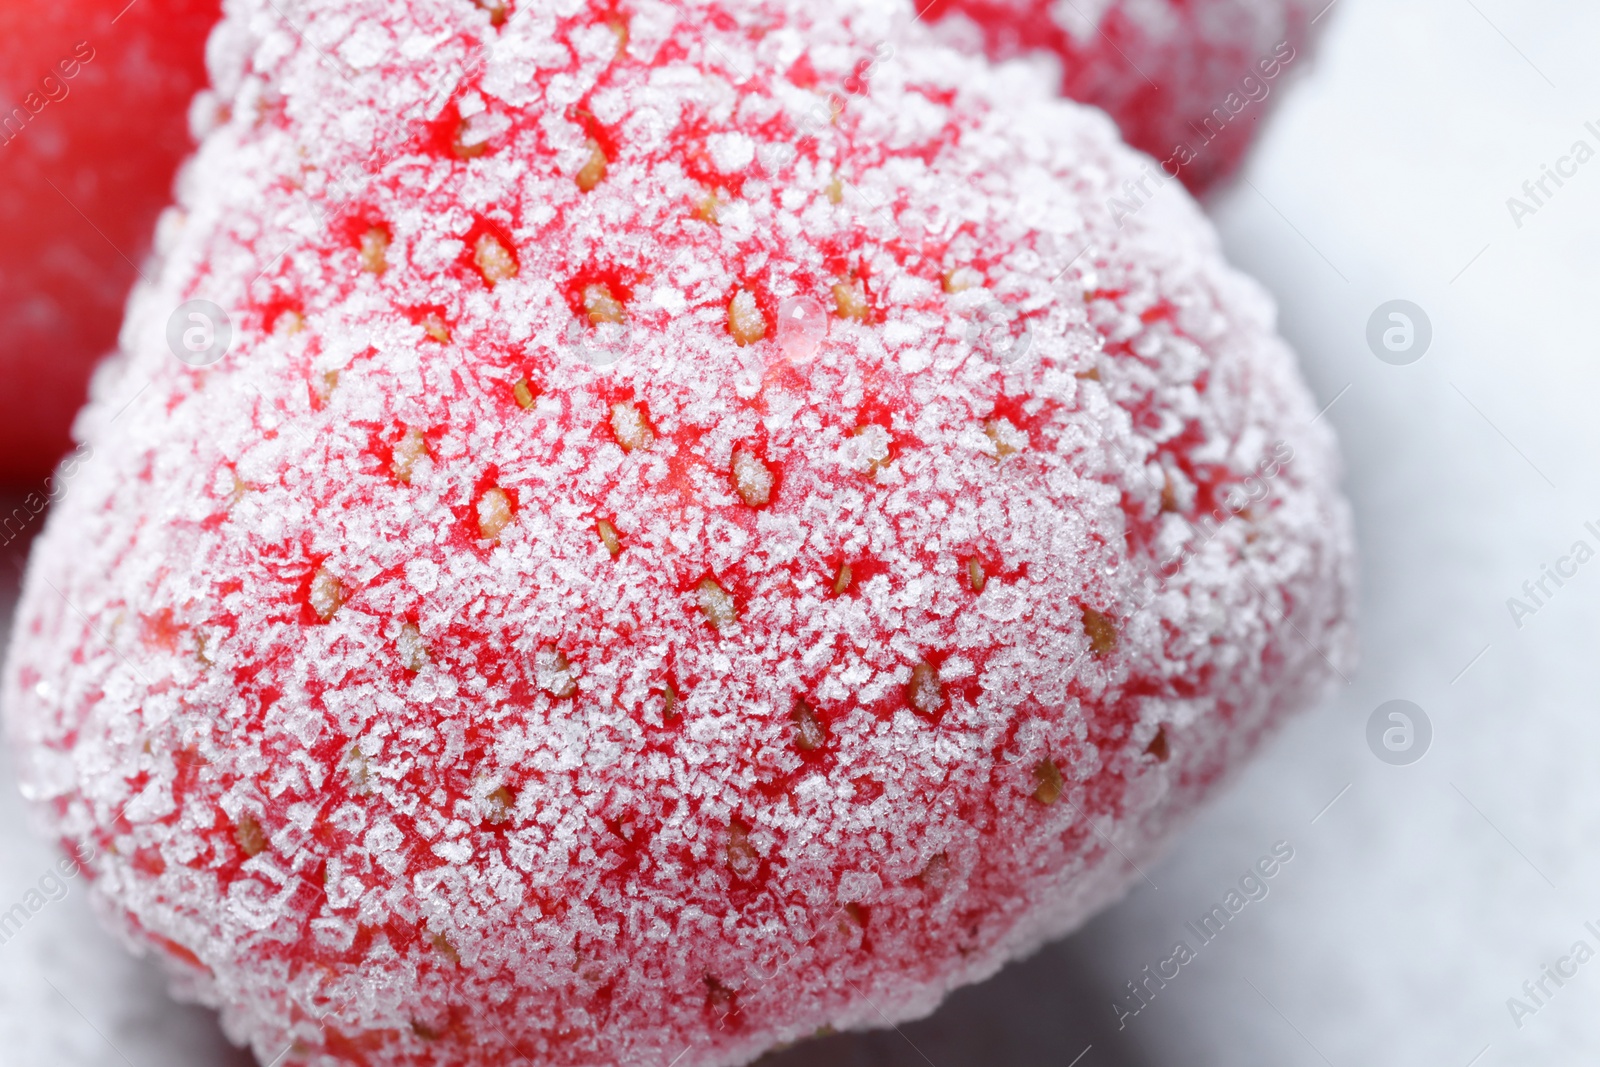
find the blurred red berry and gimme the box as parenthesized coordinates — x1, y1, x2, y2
(923, 0, 1321, 193)
(0, 0, 219, 484)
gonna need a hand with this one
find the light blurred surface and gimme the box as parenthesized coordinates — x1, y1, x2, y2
(6, 0, 1600, 1062)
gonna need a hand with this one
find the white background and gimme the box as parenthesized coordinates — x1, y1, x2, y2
(5, 0, 1599, 1062)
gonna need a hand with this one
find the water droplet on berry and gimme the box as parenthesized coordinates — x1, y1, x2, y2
(776, 296, 827, 364)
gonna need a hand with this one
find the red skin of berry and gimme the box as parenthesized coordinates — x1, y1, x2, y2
(0, 0, 218, 484)
(2, 2, 1354, 1065)
(922, 0, 1321, 193)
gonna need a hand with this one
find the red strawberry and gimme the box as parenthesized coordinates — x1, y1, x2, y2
(0, 0, 219, 483)
(2, 1, 1352, 1065)
(923, 0, 1324, 193)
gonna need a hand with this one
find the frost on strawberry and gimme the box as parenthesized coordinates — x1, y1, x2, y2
(0, 1, 1353, 1066)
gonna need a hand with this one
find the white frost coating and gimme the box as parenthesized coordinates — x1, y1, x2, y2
(1, 1, 1352, 1066)
(708, 131, 756, 173)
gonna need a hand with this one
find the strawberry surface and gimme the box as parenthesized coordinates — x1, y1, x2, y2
(2, 1, 1353, 1065)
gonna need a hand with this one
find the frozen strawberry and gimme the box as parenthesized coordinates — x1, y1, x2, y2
(923, 0, 1323, 193)
(0, 0, 219, 484)
(2, 1, 1353, 1065)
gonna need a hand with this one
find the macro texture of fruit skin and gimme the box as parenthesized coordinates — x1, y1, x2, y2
(2, 1, 1353, 1065)
(925, 0, 1322, 193)
(0, 0, 220, 484)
